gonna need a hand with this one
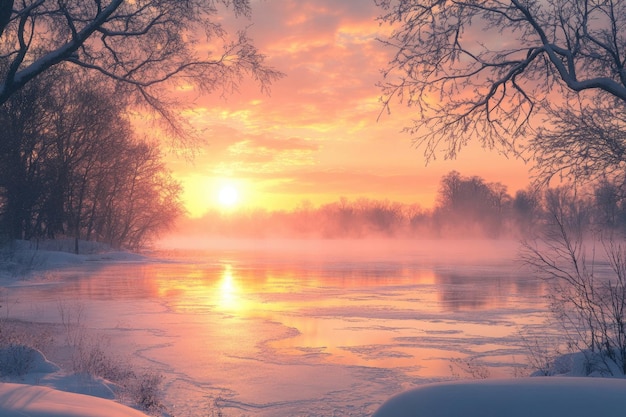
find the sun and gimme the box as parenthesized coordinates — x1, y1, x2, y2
(217, 185, 239, 208)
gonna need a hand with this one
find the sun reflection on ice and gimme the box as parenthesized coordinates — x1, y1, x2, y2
(218, 264, 240, 310)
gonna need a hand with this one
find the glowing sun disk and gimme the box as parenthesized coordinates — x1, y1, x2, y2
(218, 185, 239, 207)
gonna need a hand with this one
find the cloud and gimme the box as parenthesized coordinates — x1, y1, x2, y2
(241, 168, 440, 196)
(210, 0, 391, 125)
(167, 122, 320, 174)
(163, 0, 532, 213)
(248, 136, 319, 152)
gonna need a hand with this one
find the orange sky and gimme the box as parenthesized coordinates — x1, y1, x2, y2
(165, 0, 531, 218)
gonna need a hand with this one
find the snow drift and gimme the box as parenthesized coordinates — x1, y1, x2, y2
(372, 377, 626, 417)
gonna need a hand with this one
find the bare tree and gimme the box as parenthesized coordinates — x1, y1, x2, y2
(512, 187, 542, 237)
(530, 96, 626, 185)
(98, 141, 184, 249)
(434, 171, 511, 236)
(376, 0, 626, 160)
(522, 187, 626, 375)
(0, 1, 282, 118)
(0, 68, 183, 249)
(0, 66, 57, 240)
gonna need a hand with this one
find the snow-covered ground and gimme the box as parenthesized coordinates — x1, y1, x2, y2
(0, 239, 147, 278)
(0, 382, 150, 417)
(0, 240, 152, 417)
(373, 377, 626, 417)
(4, 352, 626, 417)
(0, 320, 151, 417)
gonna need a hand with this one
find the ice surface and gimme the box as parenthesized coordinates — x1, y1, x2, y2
(0, 239, 581, 416)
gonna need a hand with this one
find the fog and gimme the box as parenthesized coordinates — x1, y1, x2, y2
(158, 235, 522, 266)
(171, 171, 626, 251)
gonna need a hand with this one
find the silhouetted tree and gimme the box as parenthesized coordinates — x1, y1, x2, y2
(358, 198, 405, 236)
(0, 69, 183, 249)
(319, 197, 362, 238)
(0, 0, 282, 119)
(91, 141, 183, 249)
(530, 97, 626, 187)
(377, 1, 626, 160)
(0, 68, 56, 240)
(487, 182, 512, 236)
(593, 179, 623, 231)
(435, 171, 511, 237)
(512, 188, 542, 237)
(403, 203, 426, 235)
(542, 186, 592, 241)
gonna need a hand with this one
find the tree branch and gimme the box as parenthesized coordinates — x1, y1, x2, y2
(0, 0, 124, 103)
(377, 0, 626, 163)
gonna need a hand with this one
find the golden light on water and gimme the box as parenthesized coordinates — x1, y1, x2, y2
(218, 264, 241, 310)
(140, 242, 547, 380)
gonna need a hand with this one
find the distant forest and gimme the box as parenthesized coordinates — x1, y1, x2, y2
(179, 171, 626, 240)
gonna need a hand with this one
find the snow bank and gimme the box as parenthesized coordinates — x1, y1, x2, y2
(0, 239, 153, 416)
(0, 344, 147, 417)
(0, 239, 149, 282)
(372, 377, 626, 417)
(0, 382, 149, 417)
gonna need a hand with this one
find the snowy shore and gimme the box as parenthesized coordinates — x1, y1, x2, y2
(373, 377, 626, 417)
(0, 382, 150, 417)
(0, 240, 152, 417)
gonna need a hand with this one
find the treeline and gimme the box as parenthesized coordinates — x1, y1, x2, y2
(179, 171, 626, 239)
(0, 68, 183, 251)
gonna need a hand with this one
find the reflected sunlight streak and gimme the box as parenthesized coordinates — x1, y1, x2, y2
(218, 264, 243, 311)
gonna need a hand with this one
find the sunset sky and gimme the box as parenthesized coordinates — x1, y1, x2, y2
(166, 0, 531, 218)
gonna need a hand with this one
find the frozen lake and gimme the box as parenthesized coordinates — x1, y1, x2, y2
(2, 239, 551, 416)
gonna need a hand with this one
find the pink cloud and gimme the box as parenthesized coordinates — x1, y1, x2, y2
(164, 1, 532, 213)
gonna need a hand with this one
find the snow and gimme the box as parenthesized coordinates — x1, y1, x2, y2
(5, 369, 626, 417)
(0, 239, 149, 282)
(0, 345, 146, 417)
(0, 241, 151, 417)
(0, 382, 149, 417)
(372, 377, 626, 417)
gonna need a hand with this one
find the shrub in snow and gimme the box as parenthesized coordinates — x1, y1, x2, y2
(0, 344, 34, 376)
(74, 339, 134, 383)
(127, 371, 165, 414)
(57, 301, 166, 413)
(0, 318, 57, 378)
(70, 337, 166, 413)
(523, 193, 626, 376)
(448, 357, 490, 380)
(0, 344, 58, 377)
